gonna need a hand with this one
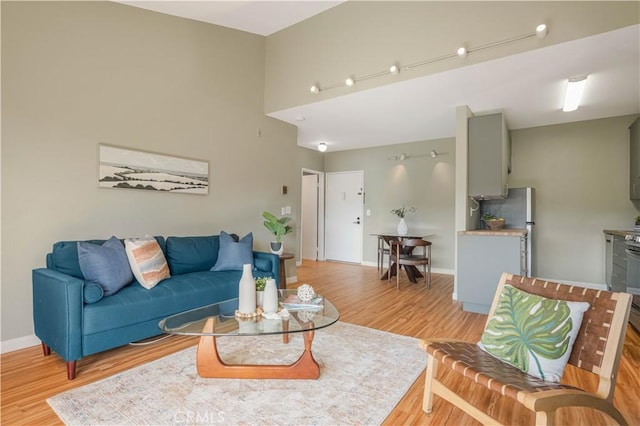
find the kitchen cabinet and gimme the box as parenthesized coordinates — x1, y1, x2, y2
(457, 232, 525, 314)
(604, 232, 627, 292)
(468, 112, 511, 199)
(630, 118, 640, 200)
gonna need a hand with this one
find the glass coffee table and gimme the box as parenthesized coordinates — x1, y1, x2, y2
(159, 289, 340, 379)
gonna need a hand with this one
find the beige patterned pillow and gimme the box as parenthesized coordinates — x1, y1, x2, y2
(124, 236, 170, 289)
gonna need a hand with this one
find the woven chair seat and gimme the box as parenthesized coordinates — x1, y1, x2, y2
(424, 340, 579, 401)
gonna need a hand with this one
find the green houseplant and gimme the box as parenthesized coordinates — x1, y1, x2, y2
(262, 211, 293, 255)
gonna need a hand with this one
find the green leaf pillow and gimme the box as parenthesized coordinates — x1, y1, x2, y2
(478, 284, 590, 382)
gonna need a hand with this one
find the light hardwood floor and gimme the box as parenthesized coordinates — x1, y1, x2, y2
(2, 261, 639, 425)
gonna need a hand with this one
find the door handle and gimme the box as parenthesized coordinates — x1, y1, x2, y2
(353, 217, 361, 224)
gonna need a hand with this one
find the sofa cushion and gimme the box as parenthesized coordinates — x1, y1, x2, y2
(478, 284, 590, 382)
(124, 236, 171, 289)
(77, 236, 134, 296)
(166, 235, 219, 275)
(84, 282, 104, 304)
(51, 237, 166, 279)
(83, 271, 242, 335)
(211, 231, 253, 272)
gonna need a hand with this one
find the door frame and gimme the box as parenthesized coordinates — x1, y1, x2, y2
(300, 168, 325, 262)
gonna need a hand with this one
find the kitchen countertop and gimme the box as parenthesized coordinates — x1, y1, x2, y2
(603, 229, 634, 237)
(458, 229, 528, 237)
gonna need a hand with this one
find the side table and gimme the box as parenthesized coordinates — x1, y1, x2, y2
(279, 253, 294, 289)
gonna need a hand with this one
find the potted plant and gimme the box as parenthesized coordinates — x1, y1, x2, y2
(391, 206, 416, 235)
(255, 276, 267, 306)
(262, 211, 293, 255)
(482, 213, 506, 231)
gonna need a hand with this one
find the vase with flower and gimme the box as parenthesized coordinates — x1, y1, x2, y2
(391, 206, 416, 235)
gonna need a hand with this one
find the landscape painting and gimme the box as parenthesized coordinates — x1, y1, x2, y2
(99, 145, 209, 195)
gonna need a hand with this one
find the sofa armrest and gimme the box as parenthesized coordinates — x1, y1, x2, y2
(253, 251, 281, 287)
(32, 268, 84, 362)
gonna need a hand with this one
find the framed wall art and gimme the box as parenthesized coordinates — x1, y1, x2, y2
(99, 144, 209, 195)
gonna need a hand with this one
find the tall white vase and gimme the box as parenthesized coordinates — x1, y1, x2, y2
(397, 218, 408, 235)
(238, 264, 256, 314)
(263, 278, 279, 314)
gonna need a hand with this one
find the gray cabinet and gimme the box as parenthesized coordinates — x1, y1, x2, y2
(468, 112, 510, 199)
(605, 233, 627, 292)
(630, 118, 640, 200)
(457, 234, 524, 314)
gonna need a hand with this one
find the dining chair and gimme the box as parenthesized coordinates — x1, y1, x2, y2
(388, 238, 431, 290)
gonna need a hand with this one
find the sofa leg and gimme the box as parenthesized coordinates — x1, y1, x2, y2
(42, 342, 51, 356)
(67, 361, 77, 380)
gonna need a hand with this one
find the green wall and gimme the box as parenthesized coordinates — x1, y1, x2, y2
(1, 2, 298, 343)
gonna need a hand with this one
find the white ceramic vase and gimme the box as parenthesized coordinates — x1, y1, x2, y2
(270, 241, 284, 255)
(263, 278, 279, 314)
(238, 264, 256, 314)
(397, 218, 408, 235)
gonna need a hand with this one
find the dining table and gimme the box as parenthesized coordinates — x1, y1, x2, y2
(371, 233, 434, 283)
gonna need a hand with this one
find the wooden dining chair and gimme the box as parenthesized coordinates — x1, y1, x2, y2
(388, 238, 431, 290)
(376, 236, 390, 274)
(420, 273, 633, 426)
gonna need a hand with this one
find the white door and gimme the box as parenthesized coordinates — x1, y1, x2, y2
(302, 174, 318, 260)
(325, 171, 364, 263)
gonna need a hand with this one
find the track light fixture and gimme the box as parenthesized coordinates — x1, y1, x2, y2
(308, 24, 548, 94)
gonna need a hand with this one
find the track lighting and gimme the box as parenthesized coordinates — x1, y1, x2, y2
(536, 24, 548, 39)
(430, 150, 438, 158)
(308, 24, 549, 94)
(318, 142, 327, 152)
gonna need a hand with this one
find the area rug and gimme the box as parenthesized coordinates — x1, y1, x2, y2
(48, 322, 426, 425)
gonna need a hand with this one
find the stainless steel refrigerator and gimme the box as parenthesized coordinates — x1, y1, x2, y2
(480, 187, 535, 276)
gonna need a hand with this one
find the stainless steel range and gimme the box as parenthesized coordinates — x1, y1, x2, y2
(624, 233, 640, 331)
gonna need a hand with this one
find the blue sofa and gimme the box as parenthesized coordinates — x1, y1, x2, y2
(32, 235, 279, 379)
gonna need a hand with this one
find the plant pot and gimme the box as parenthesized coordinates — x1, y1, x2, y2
(270, 241, 283, 255)
(256, 290, 264, 307)
(485, 219, 505, 231)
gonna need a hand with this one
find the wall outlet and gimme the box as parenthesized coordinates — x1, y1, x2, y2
(285, 206, 291, 214)
(281, 207, 286, 215)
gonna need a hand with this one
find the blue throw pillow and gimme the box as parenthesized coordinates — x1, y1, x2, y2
(210, 231, 253, 271)
(78, 236, 134, 296)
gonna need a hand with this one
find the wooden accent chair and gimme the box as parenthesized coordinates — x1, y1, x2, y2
(420, 273, 632, 425)
(388, 238, 431, 290)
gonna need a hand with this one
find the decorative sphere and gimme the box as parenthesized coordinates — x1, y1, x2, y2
(298, 310, 316, 323)
(297, 284, 316, 302)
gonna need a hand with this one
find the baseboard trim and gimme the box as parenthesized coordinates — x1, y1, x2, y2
(1, 334, 40, 354)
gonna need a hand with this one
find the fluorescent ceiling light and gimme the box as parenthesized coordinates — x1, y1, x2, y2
(562, 75, 588, 112)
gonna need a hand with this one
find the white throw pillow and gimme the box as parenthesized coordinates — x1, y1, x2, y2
(478, 284, 590, 382)
(124, 236, 170, 289)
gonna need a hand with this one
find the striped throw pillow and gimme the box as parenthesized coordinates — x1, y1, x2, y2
(124, 236, 170, 289)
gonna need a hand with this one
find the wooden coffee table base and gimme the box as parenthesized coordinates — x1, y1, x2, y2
(196, 318, 320, 379)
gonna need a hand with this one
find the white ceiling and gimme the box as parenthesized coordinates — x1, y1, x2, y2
(113, 1, 640, 152)
(115, 1, 345, 36)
